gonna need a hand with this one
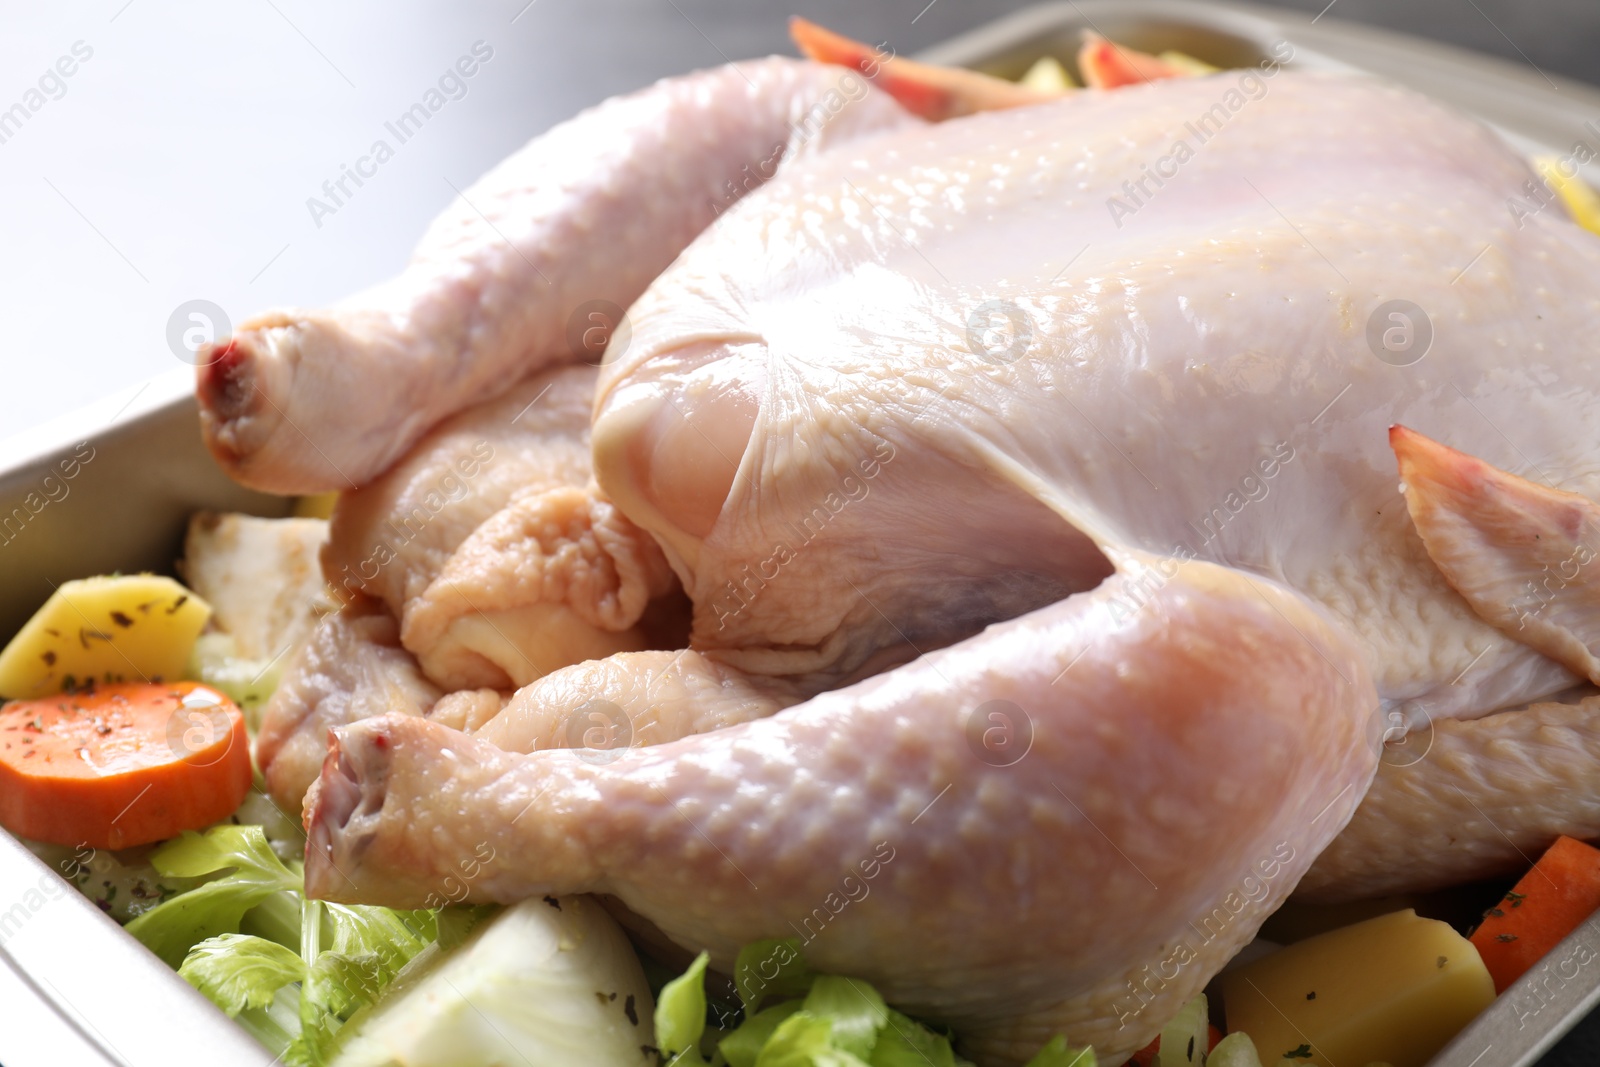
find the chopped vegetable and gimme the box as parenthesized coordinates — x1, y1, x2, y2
(750, 1011, 837, 1064)
(180, 931, 306, 1016)
(657, 950, 710, 1064)
(1076, 32, 1187, 89)
(1157, 51, 1219, 76)
(128, 823, 497, 1065)
(1024, 1035, 1096, 1066)
(1221, 909, 1495, 1067)
(0, 574, 211, 699)
(717, 1002, 803, 1066)
(868, 1008, 967, 1066)
(1469, 834, 1600, 992)
(1534, 156, 1600, 237)
(801, 975, 887, 1060)
(299, 901, 438, 1057)
(182, 932, 307, 1053)
(789, 16, 1055, 122)
(1020, 55, 1075, 92)
(186, 633, 286, 723)
(734, 936, 817, 1012)
(1208, 1032, 1264, 1067)
(0, 681, 250, 848)
(328, 895, 653, 1067)
(1132, 1004, 1216, 1062)
(126, 823, 302, 967)
(1130, 995, 1218, 1066)
(659, 937, 1090, 1067)
(180, 512, 332, 728)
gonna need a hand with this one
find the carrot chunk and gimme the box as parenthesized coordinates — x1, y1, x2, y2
(788, 16, 1059, 121)
(1469, 835, 1600, 992)
(1076, 32, 1188, 89)
(0, 682, 250, 849)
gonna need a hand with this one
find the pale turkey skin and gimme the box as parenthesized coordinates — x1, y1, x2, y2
(184, 56, 1600, 1066)
(255, 602, 440, 810)
(257, 365, 678, 806)
(309, 559, 1377, 1065)
(594, 69, 1600, 724)
(196, 59, 916, 492)
(319, 365, 648, 692)
(1301, 691, 1600, 901)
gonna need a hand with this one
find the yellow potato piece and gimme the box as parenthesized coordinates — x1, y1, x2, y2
(0, 575, 212, 699)
(1534, 155, 1600, 237)
(1019, 55, 1075, 92)
(1222, 910, 1494, 1067)
(1159, 50, 1220, 75)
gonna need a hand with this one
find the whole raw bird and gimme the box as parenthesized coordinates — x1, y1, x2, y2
(200, 32, 1600, 1064)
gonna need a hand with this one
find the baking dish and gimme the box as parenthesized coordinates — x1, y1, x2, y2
(3, 3, 1599, 1063)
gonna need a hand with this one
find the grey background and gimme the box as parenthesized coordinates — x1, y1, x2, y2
(0, 0, 1595, 446)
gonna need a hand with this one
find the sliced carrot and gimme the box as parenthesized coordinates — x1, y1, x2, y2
(1129, 1023, 1222, 1065)
(1077, 32, 1189, 89)
(0, 682, 250, 849)
(1469, 835, 1600, 992)
(788, 16, 1060, 121)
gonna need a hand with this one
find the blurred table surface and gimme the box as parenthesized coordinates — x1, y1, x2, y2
(0, 0, 1595, 443)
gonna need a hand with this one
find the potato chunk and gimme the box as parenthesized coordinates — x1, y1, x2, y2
(1221, 909, 1494, 1067)
(0, 575, 211, 699)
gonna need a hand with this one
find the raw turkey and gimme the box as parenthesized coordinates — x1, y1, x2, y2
(199, 33, 1600, 1065)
